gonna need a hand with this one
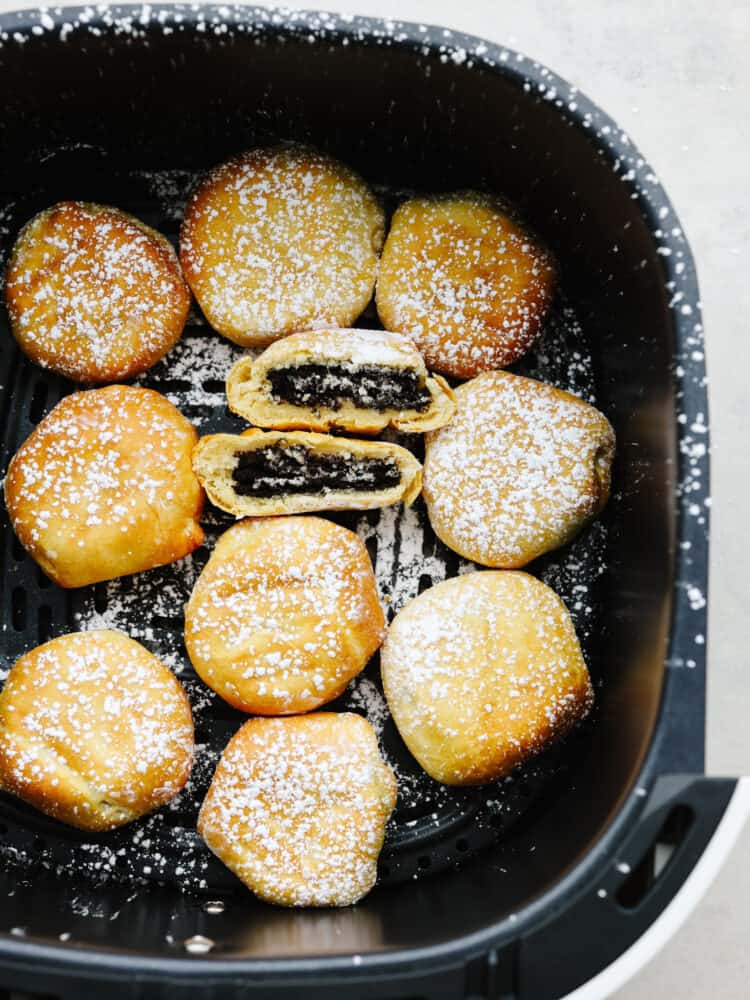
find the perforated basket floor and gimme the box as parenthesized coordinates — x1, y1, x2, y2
(0, 165, 608, 898)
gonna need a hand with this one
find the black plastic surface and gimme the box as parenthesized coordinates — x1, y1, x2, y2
(0, 5, 713, 997)
(0, 776, 734, 1000)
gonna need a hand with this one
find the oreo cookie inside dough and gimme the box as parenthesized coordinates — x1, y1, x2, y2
(192, 429, 422, 517)
(266, 363, 432, 412)
(232, 444, 402, 497)
(226, 329, 455, 435)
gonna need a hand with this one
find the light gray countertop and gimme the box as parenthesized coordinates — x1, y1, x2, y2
(1, 1, 748, 996)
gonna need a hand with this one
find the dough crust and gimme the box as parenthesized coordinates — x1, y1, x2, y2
(5, 201, 190, 382)
(193, 428, 422, 517)
(381, 572, 593, 785)
(180, 146, 384, 346)
(376, 192, 556, 378)
(0, 630, 194, 831)
(226, 328, 455, 434)
(185, 516, 386, 715)
(198, 713, 397, 907)
(423, 371, 614, 567)
(5, 385, 205, 588)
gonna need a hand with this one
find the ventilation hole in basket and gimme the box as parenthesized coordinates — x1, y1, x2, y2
(418, 573, 432, 594)
(417, 855, 431, 870)
(152, 615, 184, 632)
(439, 547, 460, 577)
(365, 534, 378, 567)
(29, 381, 49, 424)
(202, 379, 225, 394)
(456, 838, 470, 853)
(36, 566, 52, 589)
(37, 605, 52, 644)
(11, 536, 26, 562)
(616, 804, 694, 910)
(152, 379, 193, 393)
(12, 588, 27, 632)
(94, 583, 108, 614)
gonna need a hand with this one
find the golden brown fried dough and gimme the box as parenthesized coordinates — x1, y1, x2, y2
(192, 428, 422, 518)
(180, 146, 384, 346)
(0, 630, 194, 831)
(423, 371, 614, 567)
(381, 572, 593, 785)
(5, 385, 204, 588)
(226, 328, 455, 435)
(376, 192, 556, 378)
(198, 713, 397, 907)
(4, 201, 190, 382)
(185, 517, 386, 715)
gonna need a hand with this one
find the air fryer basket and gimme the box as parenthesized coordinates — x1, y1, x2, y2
(0, 6, 731, 999)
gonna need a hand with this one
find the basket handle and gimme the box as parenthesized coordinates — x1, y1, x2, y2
(516, 775, 747, 999)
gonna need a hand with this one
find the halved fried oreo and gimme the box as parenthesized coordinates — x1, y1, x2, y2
(226, 329, 455, 434)
(193, 429, 422, 517)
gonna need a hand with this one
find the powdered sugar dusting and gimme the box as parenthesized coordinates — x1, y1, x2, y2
(5, 201, 189, 382)
(198, 714, 396, 906)
(356, 501, 448, 616)
(376, 193, 555, 378)
(0, 0, 709, 928)
(5, 385, 203, 588)
(0, 630, 193, 828)
(344, 675, 390, 737)
(180, 146, 384, 342)
(423, 372, 615, 567)
(73, 552, 205, 672)
(1, 167, 610, 895)
(381, 573, 593, 784)
(133, 327, 247, 421)
(185, 518, 385, 715)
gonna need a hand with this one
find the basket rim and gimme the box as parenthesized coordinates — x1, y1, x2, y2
(0, 1, 709, 978)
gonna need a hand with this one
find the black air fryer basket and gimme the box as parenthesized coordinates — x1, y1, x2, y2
(0, 6, 739, 999)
